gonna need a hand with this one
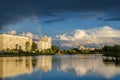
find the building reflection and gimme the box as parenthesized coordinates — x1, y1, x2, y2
(35, 56, 52, 72)
(0, 57, 33, 78)
(1, 55, 119, 79)
(57, 55, 120, 78)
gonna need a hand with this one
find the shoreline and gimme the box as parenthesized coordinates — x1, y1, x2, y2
(0, 53, 102, 57)
(0, 52, 119, 57)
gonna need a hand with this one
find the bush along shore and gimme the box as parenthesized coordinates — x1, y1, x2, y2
(101, 44, 120, 57)
(0, 45, 59, 57)
(0, 45, 120, 57)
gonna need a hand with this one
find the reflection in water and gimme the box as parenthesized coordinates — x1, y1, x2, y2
(0, 55, 120, 80)
(0, 56, 52, 79)
(35, 56, 52, 72)
(103, 56, 120, 66)
(0, 57, 33, 78)
(57, 55, 120, 78)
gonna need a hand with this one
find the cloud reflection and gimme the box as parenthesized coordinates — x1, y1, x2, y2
(57, 55, 120, 78)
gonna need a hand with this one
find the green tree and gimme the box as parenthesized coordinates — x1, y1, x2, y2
(31, 42, 37, 51)
(114, 45, 120, 52)
(6, 48, 10, 53)
(52, 45, 60, 53)
(68, 49, 77, 54)
(61, 50, 68, 54)
(25, 41, 30, 51)
(15, 44, 19, 51)
(81, 49, 90, 54)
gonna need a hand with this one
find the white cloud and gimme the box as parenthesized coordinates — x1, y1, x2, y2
(8, 30, 16, 35)
(19, 32, 39, 40)
(8, 30, 39, 40)
(56, 26, 120, 48)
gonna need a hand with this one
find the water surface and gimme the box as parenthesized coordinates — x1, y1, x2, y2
(0, 55, 120, 80)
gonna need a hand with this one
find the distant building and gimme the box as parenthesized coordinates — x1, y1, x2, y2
(78, 45, 85, 50)
(37, 36, 51, 50)
(0, 34, 32, 51)
(78, 45, 95, 51)
(90, 48, 95, 51)
(86, 47, 95, 51)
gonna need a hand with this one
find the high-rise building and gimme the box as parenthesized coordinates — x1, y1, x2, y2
(0, 34, 52, 52)
(37, 35, 51, 50)
(78, 45, 85, 50)
(0, 34, 32, 51)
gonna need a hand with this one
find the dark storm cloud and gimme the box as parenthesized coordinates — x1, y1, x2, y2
(78, 12, 100, 19)
(0, 0, 120, 29)
(99, 10, 120, 21)
(44, 18, 65, 23)
(99, 16, 120, 21)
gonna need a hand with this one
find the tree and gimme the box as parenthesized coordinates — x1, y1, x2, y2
(6, 48, 10, 53)
(15, 44, 19, 50)
(31, 42, 37, 51)
(81, 49, 90, 54)
(25, 41, 30, 51)
(68, 49, 77, 54)
(51, 45, 60, 53)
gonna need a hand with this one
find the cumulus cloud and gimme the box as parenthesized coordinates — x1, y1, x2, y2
(8, 30, 16, 35)
(55, 26, 120, 48)
(19, 32, 39, 40)
(8, 30, 39, 40)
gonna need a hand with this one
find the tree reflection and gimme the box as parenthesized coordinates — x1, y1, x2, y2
(102, 56, 120, 66)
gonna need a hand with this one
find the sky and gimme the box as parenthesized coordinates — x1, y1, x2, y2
(0, 0, 120, 48)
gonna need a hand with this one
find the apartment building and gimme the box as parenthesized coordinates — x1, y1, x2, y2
(0, 34, 32, 51)
(37, 35, 51, 50)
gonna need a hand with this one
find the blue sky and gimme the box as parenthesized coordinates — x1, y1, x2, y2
(2, 12, 120, 37)
(0, 0, 120, 48)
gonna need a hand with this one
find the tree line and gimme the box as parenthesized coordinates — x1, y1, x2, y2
(1, 41, 120, 57)
(101, 45, 120, 57)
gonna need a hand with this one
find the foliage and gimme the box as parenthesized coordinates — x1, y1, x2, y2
(102, 44, 120, 57)
(51, 45, 60, 53)
(81, 49, 90, 54)
(3, 44, 120, 56)
(68, 49, 77, 54)
(102, 45, 120, 52)
(31, 42, 37, 51)
(61, 50, 68, 54)
(25, 41, 30, 51)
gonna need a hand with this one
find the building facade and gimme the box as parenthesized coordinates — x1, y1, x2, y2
(0, 34, 32, 51)
(37, 36, 51, 50)
(78, 45, 85, 50)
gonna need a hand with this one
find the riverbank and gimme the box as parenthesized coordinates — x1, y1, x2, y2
(0, 52, 102, 57)
(0, 52, 53, 57)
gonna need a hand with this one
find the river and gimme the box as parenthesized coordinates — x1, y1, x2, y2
(0, 55, 120, 80)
